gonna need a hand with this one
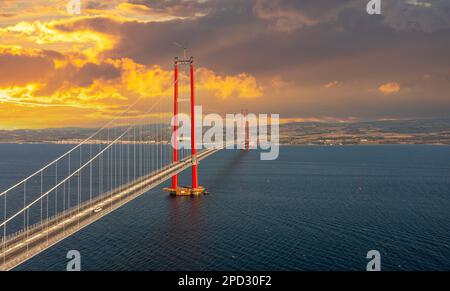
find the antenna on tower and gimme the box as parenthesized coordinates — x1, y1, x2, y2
(173, 42, 188, 60)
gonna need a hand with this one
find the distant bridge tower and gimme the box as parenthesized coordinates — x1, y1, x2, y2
(242, 109, 250, 151)
(165, 55, 207, 196)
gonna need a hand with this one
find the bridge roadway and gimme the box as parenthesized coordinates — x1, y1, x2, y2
(0, 147, 221, 271)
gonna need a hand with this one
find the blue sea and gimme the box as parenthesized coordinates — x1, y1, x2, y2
(1, 144, 450, 271)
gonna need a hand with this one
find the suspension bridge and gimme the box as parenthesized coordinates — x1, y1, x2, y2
(0, 56, 251, 271)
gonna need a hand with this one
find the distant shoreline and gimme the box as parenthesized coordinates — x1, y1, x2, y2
(2, 118, 450, 146)
(1, 141, 450, 146)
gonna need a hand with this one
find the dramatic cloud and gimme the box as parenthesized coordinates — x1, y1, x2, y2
(324, 81, 342, 89)
(384, 0, 450, 32)
(0, 46, 56, 86)
(0, 0, 450, 128)
(0, 40, 263, 129)
(378, 82, 401, 95)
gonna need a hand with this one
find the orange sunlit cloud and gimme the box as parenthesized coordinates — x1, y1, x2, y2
(196, 68, 263, 99)
(323, 81, 342, 89)
(0, 5, 262, 128)
(0, 8, 264, 129)
(0, 16, 121, 62)
(2, 1, 449, 128)
(116, 3, 152, 14)
(0, 0, 185, 27)
(378, 82, 401, 95)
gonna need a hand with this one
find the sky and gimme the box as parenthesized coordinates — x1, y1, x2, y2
(0, 0, 449, 129)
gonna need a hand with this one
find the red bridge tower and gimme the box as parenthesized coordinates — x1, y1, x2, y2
(164, 56, 207, 196)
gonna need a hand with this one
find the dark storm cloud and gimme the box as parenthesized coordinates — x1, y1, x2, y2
(36, 62, 122, 96)
(0, 50, 55, 86)
(46, 0, 450, 119)
(84, 1, 112, 10)
(130, 0, 354, 20)
(384, 0, 450, 32)
(108, 0, 261, 71)
(73, 62, 122, 87)
(129, 0, 214, 17)
(48, 1, 449, 82)
(52, 16, 122, 34)
(101, 0, 450, 80)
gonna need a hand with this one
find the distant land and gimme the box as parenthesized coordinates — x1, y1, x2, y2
(280, 119, 450, 145)
(1, 119, 450, 145)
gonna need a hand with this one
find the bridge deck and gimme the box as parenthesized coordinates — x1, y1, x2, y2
(0, 148, 220, 271)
